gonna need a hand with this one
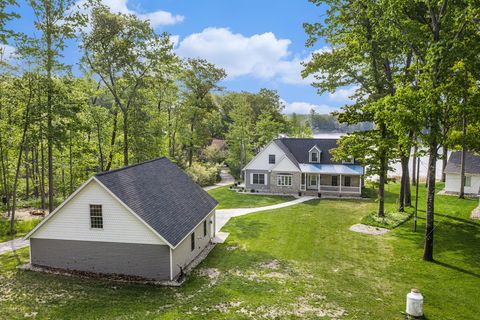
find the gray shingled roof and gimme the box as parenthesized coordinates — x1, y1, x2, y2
(95, 157, 218, 247)
(274, 138, 353, 164)
(444, 151, 480, 175)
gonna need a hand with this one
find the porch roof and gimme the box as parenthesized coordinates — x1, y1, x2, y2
(299, 163, 364, 175)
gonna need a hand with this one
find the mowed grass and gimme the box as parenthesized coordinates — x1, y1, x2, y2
(208, 185, 295, 209)
(0, 182, 479, 319)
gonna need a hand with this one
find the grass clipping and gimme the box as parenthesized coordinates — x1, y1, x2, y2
(361, 211, 411, 229)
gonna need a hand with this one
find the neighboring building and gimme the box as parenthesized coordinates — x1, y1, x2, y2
(243, 138, 364, 196)
(26, 157, 218, 281)
(444, 151, 480, 195)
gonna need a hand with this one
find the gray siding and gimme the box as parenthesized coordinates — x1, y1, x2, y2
(245, 169, 270, 191)
(171, 212, 214, 279)
(30, 238, 170, 280)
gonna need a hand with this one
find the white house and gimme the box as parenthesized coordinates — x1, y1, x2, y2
(243, 138, 364, 196)
(444, 151, 480, 195)
(25, 157, 218, 281)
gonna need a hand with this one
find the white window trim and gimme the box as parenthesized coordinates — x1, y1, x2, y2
(308, 146, 321, 163)
(277, 174, 292, 186)
(464, 175, 472, 187)
(251, 173, 267, 185)
(268, 154, 276, 164)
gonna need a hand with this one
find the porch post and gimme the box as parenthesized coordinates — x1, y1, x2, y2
(317, 174, 320, 191)
(339, 174, 342, 193)
(359, 175, 362, 193)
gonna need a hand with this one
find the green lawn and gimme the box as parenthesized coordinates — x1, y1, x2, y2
(208, 185, 295, 209)
(0, 183, 479, 319)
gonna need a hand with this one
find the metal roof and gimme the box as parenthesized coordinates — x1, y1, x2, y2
(299, 163, 364, 175)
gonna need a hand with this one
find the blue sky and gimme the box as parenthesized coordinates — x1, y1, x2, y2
(4, 0, 354, 114)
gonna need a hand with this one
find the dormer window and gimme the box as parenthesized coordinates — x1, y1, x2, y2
(308, 146, 321, 163)
(269, 154, 275, 164)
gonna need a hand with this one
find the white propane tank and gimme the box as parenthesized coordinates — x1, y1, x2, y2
(406, 288, 424, 318)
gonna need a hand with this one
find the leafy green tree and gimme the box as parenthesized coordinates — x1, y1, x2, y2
(181, 58, 226, 167)
(82, 3, 174, 166)
(225, 95, 254, 178)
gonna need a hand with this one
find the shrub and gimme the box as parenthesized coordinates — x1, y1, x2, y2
(250, 189, 255, 193)
(200, 144, 227, 164)
(361, 211, 412, 229)
(185, 163, 220, 187)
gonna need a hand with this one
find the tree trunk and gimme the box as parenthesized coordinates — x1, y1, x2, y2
(105, 110, 118, 171)
(0, 133, 10, 218)
(95, 121, 104, 172)
(24, 144, 30, 199)
(405, 163, 412, 207)
(40, 131, 46, 210)
(459, 112, 467, 199)
(377, 123, 387, 217)
(441, 145, 448, 182)
(398, 155, 409, 212)
(423, 140, 437, 262)
(122, 110, 128, 166)
(412, 144, 417, 186)
(10, 99, 31, 234)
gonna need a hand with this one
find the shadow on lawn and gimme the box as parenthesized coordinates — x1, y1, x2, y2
(433, 260, 480, 279)
(226, 219, 268, 239)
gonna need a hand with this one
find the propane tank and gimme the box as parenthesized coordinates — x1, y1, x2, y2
(406, 288, 424, 318)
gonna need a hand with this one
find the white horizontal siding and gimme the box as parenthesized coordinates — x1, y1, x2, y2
(33, 180, 165, 245)
(244, 142, 286, 171)
(445, 173, 480, 194)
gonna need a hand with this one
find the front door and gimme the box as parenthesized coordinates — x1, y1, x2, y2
(308, 175, 318, 189)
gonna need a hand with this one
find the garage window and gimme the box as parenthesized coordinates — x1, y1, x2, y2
(464, 176, 471, 187)
(90, 204, 103, 229)
(203, 220, 207, 237)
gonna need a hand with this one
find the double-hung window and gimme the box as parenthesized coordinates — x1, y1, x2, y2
(331, 176, 339, 186)
(464, 176, 472, 187)
(277, 174, 292, 186)
(344, 176, 351, 187)
(252, 173, 265, 185)
(269, 154, 276, 164)
(310, 152, 318, 162)
(90, 204, 103, 229)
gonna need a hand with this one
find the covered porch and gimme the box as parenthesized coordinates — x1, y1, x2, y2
(299, 164, 363, 195)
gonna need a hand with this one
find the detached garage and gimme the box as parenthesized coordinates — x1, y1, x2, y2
(25, 157, 218, 281)
(444, 151, 480, 196)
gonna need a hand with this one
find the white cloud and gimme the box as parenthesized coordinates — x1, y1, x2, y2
(176, 27, 325, 84)
(81, 0, 184, 28)
(282, 100, 339, 115)
(0, 44, 15, 61)
(327, 86, 358, 103)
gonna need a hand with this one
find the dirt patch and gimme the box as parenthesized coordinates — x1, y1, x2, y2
(198, 268, 220, 280)
(349, 223, 390, 235)
(259, 259, 281, 269)
(2, 207, 48, 221)
(225, 245, 239, 251)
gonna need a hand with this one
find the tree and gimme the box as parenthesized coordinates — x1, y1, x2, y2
(82, 4, 174, 166)
(181, 59, 226, 167)
(387, 0, 479, 261)
(303, 0, 400, 217)
(28, 0, 82, 213)
(225, 95, 254, 178)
